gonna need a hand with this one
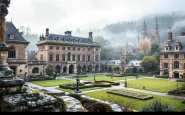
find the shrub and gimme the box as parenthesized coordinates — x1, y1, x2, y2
(155, 75, 169, 79)
(137, 68, 143, 73)
(140, 100, 176, 112)
(148, 72, 153, 74)
(122, 73, 138, 76)
(68, 93, 81, 100)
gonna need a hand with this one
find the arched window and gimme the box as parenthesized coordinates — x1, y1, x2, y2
(174, 61, 179, 69)
(8, 46, 16, 58)
(32, 67, 39, 73)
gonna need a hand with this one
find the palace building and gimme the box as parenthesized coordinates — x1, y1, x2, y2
(160, 26, 185, 79)
(36, 29, 101, 74)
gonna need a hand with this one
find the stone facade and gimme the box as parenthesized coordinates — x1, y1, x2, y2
(160, 26, 185, 79)
(36, 29, 101, 74)
(28, 61, 47, 76)
(5, 22, 30, 77)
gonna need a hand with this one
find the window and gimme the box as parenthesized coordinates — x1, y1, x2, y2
(78, 55, 80, 61)
(68, 47, 71, 50)
(40, 55, 43, 61)
(32, 68, 39, 74)
(8, 47, 16, 58)
(56, 46, 59, 50)
(166, 47, 168, 51)
(164, 54, 168, 59)
(83, 48, 85, 51)
(164, 63, 168, 69)
(95, 55, 99, 62)
(83, 55, 85, 61)
(176, 47, 178, 51)
(68, 53, 71, 61)
(9, 33, 15, 39)
(73, 47, 76, 51)
(174, 61, 179, 69)
(56, 54, 60, 62)
(96, 48, 98, 51)
(72, 55, 75, 61)
(78, 48, 80, 51)
(49, 54, 53, 62)
(88, 55, 91, 61)
(174, 54, 179, 59)
(62, 47, 65, 50)
(49, 46, 53, 50)
(62, 54, 65, 61)
(88, 48, 91, 51)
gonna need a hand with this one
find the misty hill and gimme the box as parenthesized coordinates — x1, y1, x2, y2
(102, 12, 185, 45)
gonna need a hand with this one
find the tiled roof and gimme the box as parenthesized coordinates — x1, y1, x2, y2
(5, 22, 29, 43)
(126, 60, 142, 67)
(161, 36, 185, 53)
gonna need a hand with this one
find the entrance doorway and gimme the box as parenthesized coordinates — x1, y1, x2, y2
(69, 65, 74, 74)
(174, 72, 179, 78)
(63, 67, 67, 73)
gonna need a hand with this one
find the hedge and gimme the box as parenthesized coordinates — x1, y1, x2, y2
(121, 73, 138, 76)
(28, 77, 55, 81)
(106, 74, 124, 77)
(59, 84, 93, 90)
(155, 75, 169, 79)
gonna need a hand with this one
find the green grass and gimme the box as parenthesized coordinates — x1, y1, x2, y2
(31, 80, 75, 87)
(122, 78, 184, 93)
(85, 89, 185, 111)
(57, 87, 99, 93)
(69, 74, 142, 81)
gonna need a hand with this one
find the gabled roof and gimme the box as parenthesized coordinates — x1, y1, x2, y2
(5, 22, 29, 43)
(161, 36, 185, 53)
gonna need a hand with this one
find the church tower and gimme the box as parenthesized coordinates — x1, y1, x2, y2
(154, 17, 160, 45)
(142, 20, 147, 40)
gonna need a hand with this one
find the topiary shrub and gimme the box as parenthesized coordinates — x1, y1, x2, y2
(140, 100, 176, 112)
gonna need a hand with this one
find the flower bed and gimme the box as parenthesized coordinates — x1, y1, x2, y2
(92, 81, 120, 87)
(107, 90, 153, 100)
(68, 94, 113, 112)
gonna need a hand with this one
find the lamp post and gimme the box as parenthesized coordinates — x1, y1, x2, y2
(75, 74, 81, 93)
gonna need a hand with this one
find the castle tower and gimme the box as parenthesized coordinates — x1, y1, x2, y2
(154, 17, 160, 45)
(142, 20, 147, 40)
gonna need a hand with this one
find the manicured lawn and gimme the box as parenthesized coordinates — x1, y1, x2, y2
(67, 74, 142, 81)
(121, 78, 183, 93)
(85, 89, 185, 111)
(57, 87, 99, 93)
(31, 80, 75, 87)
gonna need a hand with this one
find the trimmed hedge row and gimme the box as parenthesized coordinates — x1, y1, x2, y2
(107, 90, 153, 100)
(155, 75, 169, 79)
(28, 77, 55, 81)
(92, 81, 120, 86)
(59, 84, 93, 90)
(122, 73, 138, 76)
(106, 74, 124, 77)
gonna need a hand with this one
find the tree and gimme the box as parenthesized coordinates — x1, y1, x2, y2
(140, 56, 158, 73)
(136, 53, 146, 60)
(140, 100, 176, 112)
(148, 43, 161, 56)
(137, 68, 143, 73)
(132, 67, 137, 73)
(112, 66, 120, 73)
(140, 42, 150, 54)
(45, 66, 55, 76)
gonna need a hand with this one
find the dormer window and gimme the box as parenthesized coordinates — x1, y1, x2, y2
(8, 33, 15, 40)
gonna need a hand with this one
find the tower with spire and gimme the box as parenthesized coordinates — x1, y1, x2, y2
(154, 17, 160, 45)
(141, 20, 147, 40)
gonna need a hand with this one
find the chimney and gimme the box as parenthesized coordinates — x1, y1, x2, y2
(64, 31, 72, 36)
(89, 32, 93, 39)
(46, 28, 49, 37)
(181, 32, 185, 36)
(20, 32, 23, 36)
(168, 25, 173, 43)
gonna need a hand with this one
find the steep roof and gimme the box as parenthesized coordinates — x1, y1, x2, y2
(5, 22, 29, 43)
(161, 36, 185, 53)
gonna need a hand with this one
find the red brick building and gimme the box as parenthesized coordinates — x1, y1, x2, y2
(36, 29, 101, 74)
(160, 26, 185, 79)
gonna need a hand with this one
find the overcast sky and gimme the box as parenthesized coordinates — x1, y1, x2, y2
(6, 0, 185, 35)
